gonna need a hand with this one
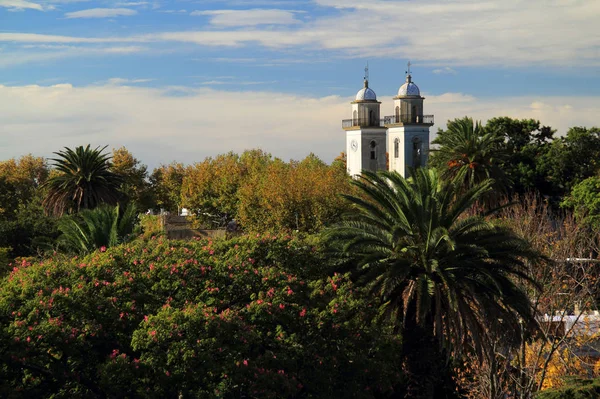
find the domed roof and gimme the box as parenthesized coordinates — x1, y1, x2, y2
(397, 75, 420, 97)
(355, 80, 377, 101)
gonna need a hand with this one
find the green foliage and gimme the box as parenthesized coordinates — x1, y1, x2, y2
(562, 176, 600, 230)
(56, 203, 139, 254)
(139, 214, 164, 239)
(181, 150, 352, 233)
(0, 247, 11, 276)
(182, 150, 271, 227)
(236, 152, 352, 233)
(0, 235, 403, 397)
(535, 377, 600, 399)
(42, 145, 123, 216)
(484, 117, 555, 195)
(539, 126, 600, 197)
(0, 155, 58, 258)
(325, 168, 541, 397)
(430, 116, 509, 193)
(111, 147, 153, 211)
(149, 162, 186, 213)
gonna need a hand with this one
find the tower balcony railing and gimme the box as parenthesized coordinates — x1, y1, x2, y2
(383, 115, 434, 125)
(343, 115, 435, 128)
(342, 118, 385, 128)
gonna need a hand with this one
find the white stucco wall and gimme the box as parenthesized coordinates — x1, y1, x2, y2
(387, 125, 430, 178)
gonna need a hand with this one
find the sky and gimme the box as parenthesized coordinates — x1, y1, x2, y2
(1, 0, 599, 168)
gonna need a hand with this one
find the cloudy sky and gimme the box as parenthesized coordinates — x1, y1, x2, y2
(1, 0, 599, 167)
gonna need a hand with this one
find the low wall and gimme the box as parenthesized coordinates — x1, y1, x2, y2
(163, 215, 226, 240)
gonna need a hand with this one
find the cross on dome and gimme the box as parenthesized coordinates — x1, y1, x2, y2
(356, 64, 377, 101)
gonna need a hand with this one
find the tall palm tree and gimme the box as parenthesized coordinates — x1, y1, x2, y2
(57, 203, 139, 254)
(430, 117, 509, 193)
(42, 145, 122, 216)
(325, 169, 540, 398)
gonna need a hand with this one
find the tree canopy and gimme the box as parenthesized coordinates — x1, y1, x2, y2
(42, 145, 122, 216)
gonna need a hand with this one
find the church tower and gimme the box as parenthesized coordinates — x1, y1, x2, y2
(342, 67, 387, 177)
(385, 63, 434, 178)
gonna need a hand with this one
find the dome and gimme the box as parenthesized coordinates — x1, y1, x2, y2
(397, 75, 420, 97)
(355, 80, 377, 101)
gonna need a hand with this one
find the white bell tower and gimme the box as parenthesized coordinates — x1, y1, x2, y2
(385, 62, 434, 178)
(342, 66, 387, 177)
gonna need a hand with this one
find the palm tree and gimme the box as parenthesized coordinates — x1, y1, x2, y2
(430, 117, 509, 193)
(42, 145, 122, 216)
(57, 203, 139, 254)
(325, 168, 540, 398)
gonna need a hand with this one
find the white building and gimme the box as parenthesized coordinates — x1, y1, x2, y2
(342, 65, 434, 178)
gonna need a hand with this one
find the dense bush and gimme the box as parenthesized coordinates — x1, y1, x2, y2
(535, 377, 600, 399)
(0, 235, 403, 398)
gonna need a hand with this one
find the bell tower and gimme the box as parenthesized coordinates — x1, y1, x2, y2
(385, 62, 434, 178)
(342, 66, 387, 177)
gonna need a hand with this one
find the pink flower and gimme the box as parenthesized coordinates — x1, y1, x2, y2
(243, 359, 248, 366)
(100, 246, 107, 252)
(299, 308, 307, 317)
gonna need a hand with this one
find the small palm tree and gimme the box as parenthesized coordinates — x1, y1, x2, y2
(42, 145, 122, 216)
(430, 117, 509, 193)
(57, 203, 139, 254)
(325, 168, 540, 398)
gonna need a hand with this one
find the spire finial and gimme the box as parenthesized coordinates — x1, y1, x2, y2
(405, 61, 412, 83)
(406, 61, 411, 75)
(364, 62, 369, 88)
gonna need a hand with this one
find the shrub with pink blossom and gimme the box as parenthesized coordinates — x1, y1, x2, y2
(0, 234, 403, 398)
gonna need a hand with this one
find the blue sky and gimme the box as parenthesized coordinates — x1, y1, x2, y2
(1, 0, 599, 167)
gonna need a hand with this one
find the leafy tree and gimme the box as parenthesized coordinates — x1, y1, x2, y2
(430, 117, 509, 193)
(535, 377, 600, 399)
(0, 155, 58, 258)
(56, 203, 139, 254)
(42, 145, 122, 216)
(325, 168, 540, 398)
(111, 147, 153, 211)
(149, 162, 186, 213)
(485, 117, 554, 153)
(0, 235, 403, 398)
(238, 153, 351, 233)
(182, 152, 250, 227)
(0, 155, 49, 219)
(562, 176, 600, 230)
(485, 117, 555, 195)
(539, 127, 600, 198)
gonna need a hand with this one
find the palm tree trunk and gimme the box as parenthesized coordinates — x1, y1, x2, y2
(401, 311, 445, 399)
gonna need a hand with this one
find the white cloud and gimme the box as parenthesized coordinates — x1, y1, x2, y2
(2, 0, 599, 66)
(114, 1, 147, 5)
(191, 9, 300, 26)
(0, 83, 599, 169)
(105, 77, 154, 85)
(65, 7, 137, 18)
(0, 46, 145, 67)
(158, 9, 186, 13)
(0, 0, 47, 10)
(0, 33, 119, 43)
(432, 67, 457, 75)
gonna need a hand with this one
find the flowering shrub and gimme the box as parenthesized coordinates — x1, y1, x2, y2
(0, 235, 402, 398)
